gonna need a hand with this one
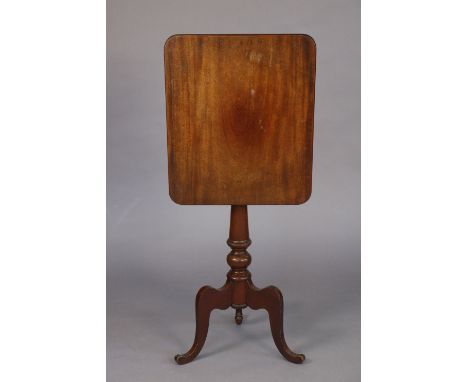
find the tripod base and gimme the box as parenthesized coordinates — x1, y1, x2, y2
(174, 206, 304, 365)
(174, 279, 305, 365)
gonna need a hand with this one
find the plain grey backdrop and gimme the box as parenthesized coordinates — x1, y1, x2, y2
(107, 0, 360, 381)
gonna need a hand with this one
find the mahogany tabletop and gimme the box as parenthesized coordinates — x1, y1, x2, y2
(164, 34, 316, 205)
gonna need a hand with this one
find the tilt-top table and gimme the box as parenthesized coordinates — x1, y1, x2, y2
(164, 34, 316, 364)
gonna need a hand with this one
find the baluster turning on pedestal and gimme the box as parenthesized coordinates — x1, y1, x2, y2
(174, 206, 305, 365)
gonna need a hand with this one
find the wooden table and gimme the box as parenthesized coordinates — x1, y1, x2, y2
(164, 34, 316, 364)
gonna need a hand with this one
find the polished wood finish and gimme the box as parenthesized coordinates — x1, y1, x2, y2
(174, 205, 305, 365)
(165, 34, 316, 205)
(165, 34, 314, 364)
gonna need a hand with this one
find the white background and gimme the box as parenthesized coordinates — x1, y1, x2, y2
(1, 0, 467, 381)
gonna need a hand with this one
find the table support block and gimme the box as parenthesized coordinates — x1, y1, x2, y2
(174, 205, 305, 365)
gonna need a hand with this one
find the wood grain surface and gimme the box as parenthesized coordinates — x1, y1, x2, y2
(164, 34, 316, 205)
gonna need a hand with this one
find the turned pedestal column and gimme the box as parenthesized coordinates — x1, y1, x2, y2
(174, 205, 305, 365)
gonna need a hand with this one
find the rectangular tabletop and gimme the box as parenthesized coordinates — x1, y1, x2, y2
(164, 34, 316, 205)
